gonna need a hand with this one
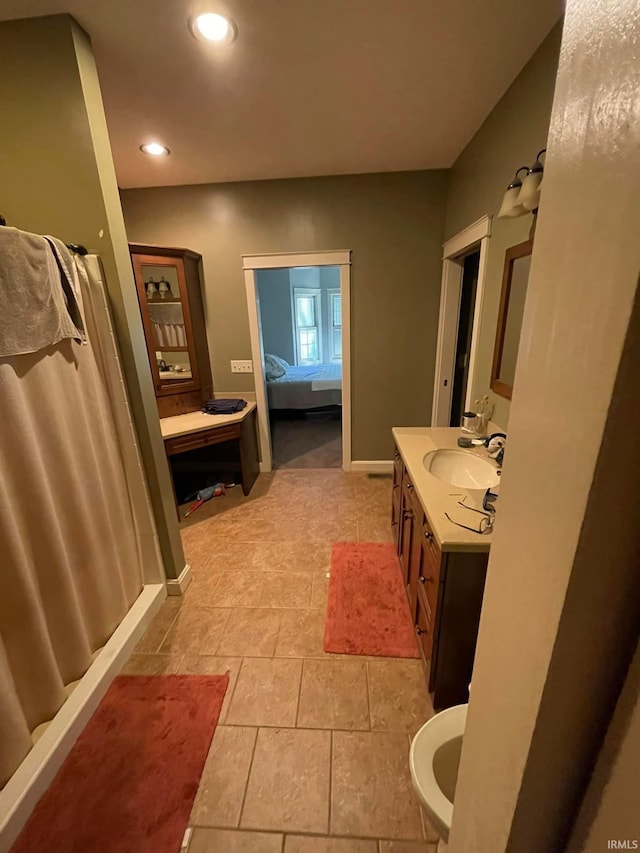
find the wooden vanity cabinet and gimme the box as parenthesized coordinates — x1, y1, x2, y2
(392, 446, 488, 710)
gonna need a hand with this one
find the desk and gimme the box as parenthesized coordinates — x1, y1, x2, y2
(160, 403, 259, 511)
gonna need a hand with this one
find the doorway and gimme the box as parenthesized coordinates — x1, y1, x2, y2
(243, 251, 352, 473)
(449, 250, 480, 426)
(432, 216, 491, 426)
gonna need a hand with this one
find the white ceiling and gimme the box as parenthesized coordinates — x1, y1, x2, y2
(0, 0, 562, 188)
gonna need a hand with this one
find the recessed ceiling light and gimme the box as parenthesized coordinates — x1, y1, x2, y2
(190, 12, 237, 44)
(139, 142, 171, 157)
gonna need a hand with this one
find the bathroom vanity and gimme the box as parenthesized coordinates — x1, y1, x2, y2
(392, 427, 495, 710)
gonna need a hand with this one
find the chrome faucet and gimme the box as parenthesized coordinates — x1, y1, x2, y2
(457, 432, 507, 467)
(485, 432, 506, 468)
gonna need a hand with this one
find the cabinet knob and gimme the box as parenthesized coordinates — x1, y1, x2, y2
(407, 483, 414, 491)
(416, 626, 425, 636)
(403, 510, 413, 520)
(419, 575, 433, 584)
(424, 531, 433, 541)
(394, 451, 400, 460)
(392, 483, 399, 490)
(391, 521, 398, 527)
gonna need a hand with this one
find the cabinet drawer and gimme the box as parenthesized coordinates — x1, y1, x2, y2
(393, 448, 402, 482)
(416, 585, 434, 662)
(165, 423, 241, 456)
(422, 515, 441, 570)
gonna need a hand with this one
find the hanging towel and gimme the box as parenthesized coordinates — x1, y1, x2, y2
(0, 227, 86, 357)
(202, 398, 247, 415)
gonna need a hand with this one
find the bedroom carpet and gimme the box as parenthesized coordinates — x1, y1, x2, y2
(324, 542, 420, 658)
(271, 417, 341, 468)
(12, 674, 228, 853)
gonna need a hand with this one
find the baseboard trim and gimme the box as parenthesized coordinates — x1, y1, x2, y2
(0, 583, 166, 850)
(350, 460, 394, 474)
(166, 563, 192, 595)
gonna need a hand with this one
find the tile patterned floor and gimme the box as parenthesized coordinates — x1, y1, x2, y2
(122, 469, 437, 852)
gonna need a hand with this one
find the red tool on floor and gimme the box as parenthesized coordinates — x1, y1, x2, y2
(183, 483, 226, 517)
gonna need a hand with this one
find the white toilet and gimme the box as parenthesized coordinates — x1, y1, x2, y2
(409, 703, 467, 852)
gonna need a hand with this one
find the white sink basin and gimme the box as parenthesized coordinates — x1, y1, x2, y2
(423, 449, 500, 491)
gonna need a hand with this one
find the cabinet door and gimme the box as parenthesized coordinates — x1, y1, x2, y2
(406, 491, 425, 618)
(419, 516, 441, 623)
(391, 449, 402, 549)
(132, 253, 201, 396)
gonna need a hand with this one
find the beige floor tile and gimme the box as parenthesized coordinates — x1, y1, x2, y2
(189, 828, 283, 853)
(190, 726, 257, 828)
(297, 659, 369, 730)
(331, 731, 423, 840)
(217, 608, 282, 657)
(285, 837, 377, 852)
(205, 542, 258, 572)
(226, 658, 303, 727)
(159, 607, 231, 655)
(133, 600, 180, 653)
(275, 609, 330, 658)
(311, 572, 330, 610)
(367, 660, 433, 733)
(357, 518, 394, 543)
(252, 541, 332, 573)
(179, 655, 243, 723)
(120, 653, 183, 675)
(241, 728, 331, 834)
(260, 572, 313, 608)
(206, 571, 264, 607)
(378, 842, 437, 852)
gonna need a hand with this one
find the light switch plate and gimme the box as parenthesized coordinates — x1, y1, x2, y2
(231, 359, 253, 374)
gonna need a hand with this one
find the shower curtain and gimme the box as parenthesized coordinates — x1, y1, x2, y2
(0, 241, 149, 786)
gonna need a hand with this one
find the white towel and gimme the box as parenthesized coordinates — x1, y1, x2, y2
(0, 227, 86, 357)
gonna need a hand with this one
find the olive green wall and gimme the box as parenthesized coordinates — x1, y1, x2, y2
(121, 170, 449, 460)
(0, 15, 184, 580)
(445, 22, 562, 429)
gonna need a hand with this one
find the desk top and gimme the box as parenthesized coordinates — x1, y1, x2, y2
(160, 402, 256, 440)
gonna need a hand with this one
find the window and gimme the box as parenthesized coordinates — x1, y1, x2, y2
(327, 289, 342, 361)
(292, 287, 322, 364)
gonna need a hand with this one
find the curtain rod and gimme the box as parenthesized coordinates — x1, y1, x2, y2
(0, 215, 88, 254)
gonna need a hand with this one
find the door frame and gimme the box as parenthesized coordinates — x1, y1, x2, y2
(243, 250, 352, 472)
(431, 215, 492, 426)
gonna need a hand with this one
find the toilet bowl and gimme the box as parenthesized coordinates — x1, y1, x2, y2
(409, 703, 467, 852)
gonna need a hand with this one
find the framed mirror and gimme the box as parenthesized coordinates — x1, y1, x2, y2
(491, 239, 533, 399)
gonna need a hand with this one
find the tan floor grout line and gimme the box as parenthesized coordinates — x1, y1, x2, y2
(189, 824, 428, 846)
(294, 657, 305, 727)
(235, 715, 260, 829)
(328, 729, 333, 836)
(364, 660, 372, 731)
(151, 609, 181, 654)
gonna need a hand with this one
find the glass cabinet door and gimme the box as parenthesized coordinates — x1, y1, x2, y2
(133, 255, 200, 395)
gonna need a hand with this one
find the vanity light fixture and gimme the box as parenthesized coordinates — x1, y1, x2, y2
(190, 12, 237, 44)
(139, 142, 171, 157)
(497, 148, 548, 219)
(497, 167, 529, 219)
(518, 149, 546, 212)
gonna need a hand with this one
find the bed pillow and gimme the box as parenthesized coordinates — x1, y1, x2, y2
(264, 353, 289, 381)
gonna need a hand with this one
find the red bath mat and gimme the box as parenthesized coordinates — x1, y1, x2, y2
(12, 674, 229, 853)
(324, 542, 419, 658)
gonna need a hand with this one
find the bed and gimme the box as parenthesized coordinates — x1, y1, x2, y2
(266, 363, 342, 410)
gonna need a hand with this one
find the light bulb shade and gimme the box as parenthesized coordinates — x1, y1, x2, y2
(497, 185, 526, 218)
(518, 170, 543, 211)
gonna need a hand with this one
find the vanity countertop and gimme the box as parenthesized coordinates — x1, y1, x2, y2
(161, 402, 256, 439)
(392, 426, 499, 553)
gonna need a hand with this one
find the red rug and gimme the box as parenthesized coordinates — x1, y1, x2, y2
(12, 674, 229, 853)
(324, 542, 419, 658)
